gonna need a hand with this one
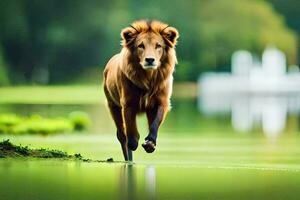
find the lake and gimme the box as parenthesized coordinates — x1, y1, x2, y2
(1, 98, 300, 200)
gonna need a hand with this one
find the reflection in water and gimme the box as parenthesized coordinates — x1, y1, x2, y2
(199, 93, 300, 137)
(231, 96, 253, 132)
(145, 165, 156, 200)
(231, 95, 288, 137)
(199, 47, 300, 137)
(118, 164, 156, 200)
(262, 97, 287, 137)
(118, 164, 136, 200)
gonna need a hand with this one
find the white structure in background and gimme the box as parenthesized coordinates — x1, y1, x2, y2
(198, 47, 300, 137)
(232, 50, 253, 76)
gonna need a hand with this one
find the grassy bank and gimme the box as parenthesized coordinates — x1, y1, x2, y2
(0, 139, 76, 158)
(0, 85, 103, 104)
(0, 83, 197, 104)
(0, 139, 115, 162)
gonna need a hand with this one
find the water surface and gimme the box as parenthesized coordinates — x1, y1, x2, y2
(1, 99, 300, 200)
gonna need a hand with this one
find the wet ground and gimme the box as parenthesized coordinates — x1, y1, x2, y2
(1, 98, 300, 199)
(1, 134, 300, 200)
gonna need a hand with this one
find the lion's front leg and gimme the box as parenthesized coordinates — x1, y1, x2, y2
(122, 105, 140, 152)
(143, 105, 167, 153)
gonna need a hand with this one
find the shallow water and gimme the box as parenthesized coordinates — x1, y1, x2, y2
(1, 134, 300, 200)
(1, 159, 300, 200)
(1, 99, 300, 199)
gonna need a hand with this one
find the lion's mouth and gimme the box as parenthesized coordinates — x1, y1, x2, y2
(141, 61, 158, 70)
(142, 64, 158, 70)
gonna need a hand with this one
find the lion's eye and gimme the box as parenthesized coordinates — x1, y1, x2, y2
(156, 44, 162, 49)
(138, 43, 145, 49)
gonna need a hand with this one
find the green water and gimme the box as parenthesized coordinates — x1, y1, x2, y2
(1, 134, 300, 200)
(1, 161, 300, 200)
(1, 99, 300, 200)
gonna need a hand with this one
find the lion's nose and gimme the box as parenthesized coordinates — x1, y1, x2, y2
(145, 58, 155, 65)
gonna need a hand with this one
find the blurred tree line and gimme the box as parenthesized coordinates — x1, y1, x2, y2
(0, 0, 298, 84)
(269, 0, 300, 65)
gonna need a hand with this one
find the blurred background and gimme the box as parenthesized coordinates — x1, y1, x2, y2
(0, 0, 299, 84)
(1, 0, 300, 199)
(0, 0, 299, 137)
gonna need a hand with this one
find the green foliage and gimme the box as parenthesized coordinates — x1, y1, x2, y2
(0, 47, 9, 86)
(12, 116, 73, 135)
(0, 0, 297, 83)
(0, 114, 22, 127)
(0, 114, 22, 133)
(0, 112, 91, 135)
(196, 0, 297, 70)
(69, 111, 91, 131)
(270, 0, 300, 69)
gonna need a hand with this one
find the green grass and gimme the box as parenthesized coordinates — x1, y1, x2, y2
(0, 85, 104, 104)
(0, 83, 196, 104)
(0, 139, 115, 162)
(0, 139, 73, 158)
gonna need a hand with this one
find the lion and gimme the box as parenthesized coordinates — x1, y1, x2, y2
(103, 20, 179, 161)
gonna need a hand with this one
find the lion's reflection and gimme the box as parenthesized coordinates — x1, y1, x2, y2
(118, 164, 156, 200)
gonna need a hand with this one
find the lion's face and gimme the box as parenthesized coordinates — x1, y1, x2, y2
(121, 20, 179, 70)
(135, 32, 164, 70)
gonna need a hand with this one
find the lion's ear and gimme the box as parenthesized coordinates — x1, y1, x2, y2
(162, 27, 179, 47)
(121, 27, 137, 46)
